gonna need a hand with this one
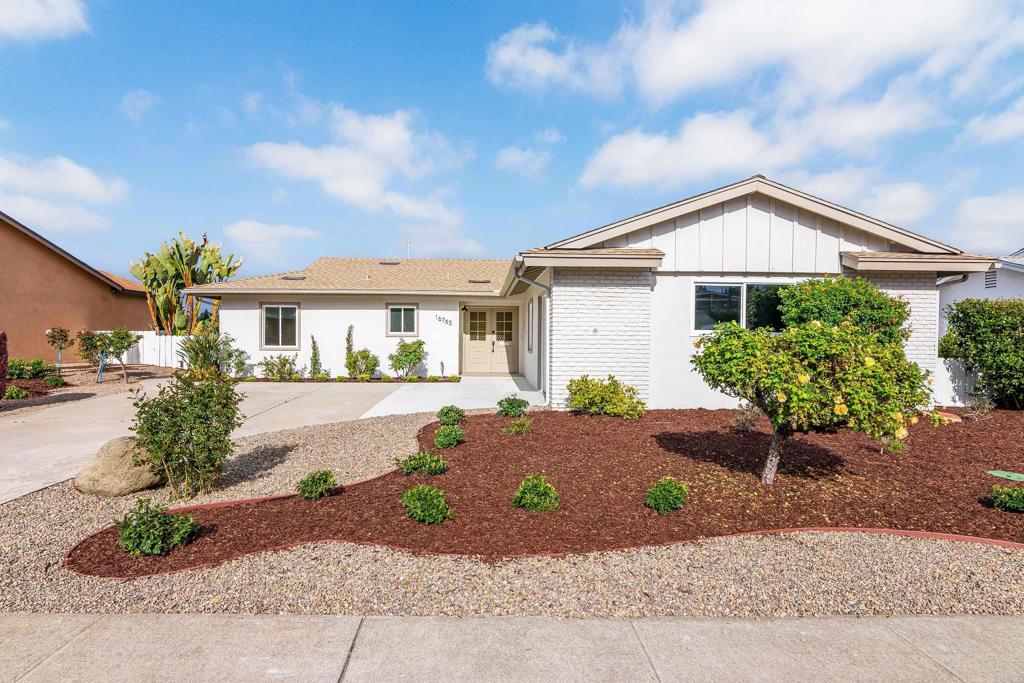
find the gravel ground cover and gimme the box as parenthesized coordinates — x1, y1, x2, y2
(3, 411, 1024, 616)
(67, 408, 1024, 576)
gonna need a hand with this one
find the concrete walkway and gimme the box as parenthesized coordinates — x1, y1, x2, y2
(360, 375, 545, 418)
(0, 381, 398, 504)
(1, 614, 1020, 682)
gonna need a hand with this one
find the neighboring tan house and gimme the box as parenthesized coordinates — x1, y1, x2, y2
(0, 209, 151, 362)
(187, 176, 994, 408)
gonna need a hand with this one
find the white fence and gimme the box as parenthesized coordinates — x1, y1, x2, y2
(117, 331, 187, 369)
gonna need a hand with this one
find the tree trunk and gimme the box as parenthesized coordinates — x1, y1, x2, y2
(762, 431, 785, 485)
(119, 358, 129, 385)
(144, 292, 159, 332)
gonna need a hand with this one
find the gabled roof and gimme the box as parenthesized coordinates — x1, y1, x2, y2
(545, 175, 960, 255)
(0, 208, 138, 293)
(186, 257, 515, 297)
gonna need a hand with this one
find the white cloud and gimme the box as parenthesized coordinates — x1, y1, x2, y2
(860, 182, 936, 224)
(120, 90, 159, 122)
(489, 2, 1022, 107)
(485, 22, 624, 98)
(0, 0, 88, 41)
(244, 104, 467, 227)
(962, 95, 1024, 143)
(224, 220, 318, 259)
(400, 224, 485, 257)
(950, 188, 1024, 255)
(495, 146, 551, 178)
(535, 128, 565, 144)
(783, 167, 935, 224)
(0, 153, 126, 203)
(0, 191, 106, 231)
(242, 91, 265, 117)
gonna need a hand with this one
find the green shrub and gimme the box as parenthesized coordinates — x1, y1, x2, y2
(379, 374, 393, 382)
(115, 498, 199, 557)
(258, 354, 298, 381)
(357, 373, 371, 382)
(427, 375, 440, 382)
(497, 394, 529, 417)
(501, 416, 532, 435)
(309, 335, 323, 377)
(779, 275, 910, 345)
(405, 375, 420, 382)
(692, 320, 931, 485)
(7, 358, 58, 379)
(313, 373, 330, 382)
(566, 375, 646, 419)
(436, 404, 466, 426)
(45, 327, 73, 369)
(448, 374, 461, 383)
(4, 385, 29, 400)
(131, 372, 244, 499)
(177, 330, 244, 379)
(44, 375, 65, 387)
(939, 299, 1024, 409)
(434, 424, 464, 449)
(513, 474, 559, 512)
(389, 339, 426, 378)
(297, 470, 336, 500)
(990, 485, 1024, 513)
(401, 484, 453, 524)
(396, 451, 447, 475)
(75, 329, 103, 365)
(645, 477, 689, 515)
(346, 348, 380, 378)
(101, 327, 142, 384)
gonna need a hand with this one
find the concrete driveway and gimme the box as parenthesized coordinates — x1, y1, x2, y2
(360, 376, 544, 418)
(0, 380, 398, 504)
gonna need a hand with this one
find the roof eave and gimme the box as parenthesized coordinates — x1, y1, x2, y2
(183, 287, 506, 297)
(520, 253, 664, 268)
(840, 253, 995, 273)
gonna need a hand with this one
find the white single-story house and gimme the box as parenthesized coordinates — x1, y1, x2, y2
(187, 176, 996, 408)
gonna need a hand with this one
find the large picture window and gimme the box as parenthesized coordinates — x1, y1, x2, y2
(693, 283, 790, 333)
(262, 304, 298, 348)
(387, 304, 417, 336)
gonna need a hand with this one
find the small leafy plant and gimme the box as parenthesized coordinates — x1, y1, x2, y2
(297, 470, 336, 500)
(427, 375, 440, 382)
(447, 374, 461, 383)
(513, 474, 559, 512)
(357, 373, 371, 382)
(501, 416, 532, 435)
(566, 375, 646, 419)
(4, 385, 29, 400)
(401, 484, 453, 524)
(115, 498, 199, 557)
(44, 374, 66, 387)
(258, 354, 298, 381)
(7, 358, 58, 379)
(437, 404, 466, 426)
(990, 485, 1024, 513)
(405, 375, 420, 382)
(389, 339, 426, 379)
(497, 394, 529, 417)
(313, 373, 330, 382)
(396, 451, 447, 475)
(645, 477, 689, 515)
(379, 375, 393, 382)
(434, 424, 464, 449)
(346, 348, 380, 378)
(309, 335, 323, 377)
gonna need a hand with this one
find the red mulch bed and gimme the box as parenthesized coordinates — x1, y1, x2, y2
(66, 409, 1024, 578)
(8, 378, 55, 398)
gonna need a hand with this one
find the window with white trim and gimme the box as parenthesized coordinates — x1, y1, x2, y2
(387, 304, 417, 335)
(262, 304, 299, 348)
(693, 283, 791, 333)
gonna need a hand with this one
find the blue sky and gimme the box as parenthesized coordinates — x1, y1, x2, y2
(2, 1, 1023, 278)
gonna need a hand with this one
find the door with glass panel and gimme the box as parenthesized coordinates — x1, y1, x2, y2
(463, 307, 518, 374)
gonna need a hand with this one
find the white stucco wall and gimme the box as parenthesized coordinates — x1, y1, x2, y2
(549, 267, 652, 407)
(219, 294, 463, 378)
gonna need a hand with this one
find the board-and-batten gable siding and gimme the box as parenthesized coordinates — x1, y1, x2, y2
(599, 194, 893, 273)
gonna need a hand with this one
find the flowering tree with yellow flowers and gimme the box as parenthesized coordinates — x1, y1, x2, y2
(692, 320, 931, 485)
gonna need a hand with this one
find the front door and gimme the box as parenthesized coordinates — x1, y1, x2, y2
(463, 307, 518, 374)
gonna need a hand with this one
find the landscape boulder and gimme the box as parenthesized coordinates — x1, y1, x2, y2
(74, 436, 162, 497)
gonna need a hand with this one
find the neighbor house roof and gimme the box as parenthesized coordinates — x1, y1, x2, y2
(0, 208, 141, 294)
(840, 251, 994, 273)
(544, 175, 961, 255)
(98, 270, 146, 294)
(184, 257, 515, 296)
(1000, 249, 1024, 272)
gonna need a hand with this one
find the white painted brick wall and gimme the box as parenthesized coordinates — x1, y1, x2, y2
(857, 270, 940, 378)
(549, 267, 652, 407)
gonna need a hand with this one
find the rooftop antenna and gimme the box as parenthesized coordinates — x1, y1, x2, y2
(405, 239, 412, 259)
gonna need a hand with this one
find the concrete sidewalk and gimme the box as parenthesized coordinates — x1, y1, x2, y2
(1, 613, 1020, 682)
(0, 381, 398, 504)
(361, 375, 545, 418)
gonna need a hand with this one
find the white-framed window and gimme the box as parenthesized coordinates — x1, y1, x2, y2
(386, 304, 418, 336)
(261, 303, 299, 349)
(527, 298, 534, 352)
(692, 281, 794, 334)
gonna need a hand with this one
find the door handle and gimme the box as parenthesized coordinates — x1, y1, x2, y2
(491, 340, 495, 352)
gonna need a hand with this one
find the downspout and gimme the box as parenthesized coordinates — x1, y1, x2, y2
(512, 261, 552, 406)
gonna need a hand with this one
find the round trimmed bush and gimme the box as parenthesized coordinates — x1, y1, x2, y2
(437, 404, 466, 426)
(401, 484, 453, 524)
(645, 477, 689, 515)
(44, 374, 66, 387)
(434, 424, 464, 449)
(3, 385, 29, 400)
(991, 485, 1024, 513)
(396, 451, 447, 475)
(115, 498, 198, 557)
(497, 394, 529, 417)
(512, 474, 559, 512)
(297, 469, 336, 500)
